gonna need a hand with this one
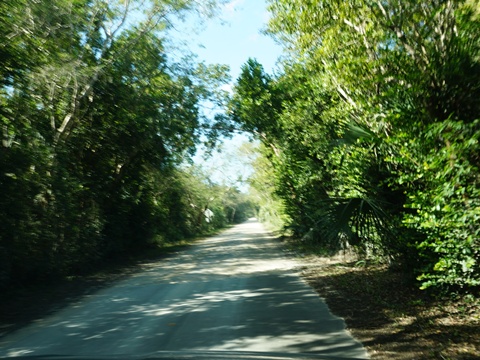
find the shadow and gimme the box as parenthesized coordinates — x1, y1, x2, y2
(306, 264, 480, 359)
(0, 220, 368, 359)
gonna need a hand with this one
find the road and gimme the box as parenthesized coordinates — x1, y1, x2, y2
(0, 220, 369, 359)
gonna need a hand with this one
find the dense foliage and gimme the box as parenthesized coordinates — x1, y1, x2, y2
(0, 0, 253, 287)
(231, 1, 480, 293)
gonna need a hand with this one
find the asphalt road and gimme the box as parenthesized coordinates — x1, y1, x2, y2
(0, 219, 369, 359)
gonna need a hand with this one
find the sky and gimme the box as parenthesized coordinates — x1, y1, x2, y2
(193, 0, 282, 79)
(175, 0, 283, 190)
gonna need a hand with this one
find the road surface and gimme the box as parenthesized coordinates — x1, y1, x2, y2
(0, 220, 368, 359)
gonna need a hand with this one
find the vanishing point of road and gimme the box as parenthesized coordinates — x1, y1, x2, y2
(0, 219, 369, 359)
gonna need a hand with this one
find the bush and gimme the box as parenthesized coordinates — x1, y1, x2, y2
(400, 119, 480, 291)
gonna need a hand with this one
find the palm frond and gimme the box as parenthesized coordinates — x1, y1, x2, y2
(313, 196, 394, 255)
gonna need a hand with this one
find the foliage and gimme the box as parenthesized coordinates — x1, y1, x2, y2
(397, 119, 480, 290)
(244, 142, 288, 231)
(231, 0, 480, 294)
(0, 0, 243, 287)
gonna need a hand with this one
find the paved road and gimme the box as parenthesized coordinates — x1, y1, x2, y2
(0, 220, 368, 359)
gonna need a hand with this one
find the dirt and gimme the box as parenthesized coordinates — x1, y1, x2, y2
(297, 252, 480, 359)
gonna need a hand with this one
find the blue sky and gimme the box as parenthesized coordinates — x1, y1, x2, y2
(193, 0, 282, 79)
(177, 0, 283, 189)
(169, 0, 282, 79)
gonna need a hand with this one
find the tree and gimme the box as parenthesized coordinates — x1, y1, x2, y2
(0, 0, 230, 286)
(229, 0, 480, 292)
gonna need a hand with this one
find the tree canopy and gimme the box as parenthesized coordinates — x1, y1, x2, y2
(2, 0, 479, 296)
(231, 0, 480, 293)
(0, 0, 253, 286)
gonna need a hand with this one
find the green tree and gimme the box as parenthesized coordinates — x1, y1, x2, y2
(0, 0, 230, 286)
(230, 0, 480, 292)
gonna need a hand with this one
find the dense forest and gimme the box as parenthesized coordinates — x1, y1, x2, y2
(1, 0, 479, 297)
(231, 0, 479, 294)
(0, 0, 255, 287)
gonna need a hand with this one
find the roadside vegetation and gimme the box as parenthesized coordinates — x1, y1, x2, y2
(1, 2, 479, 355)
(0, 0, 254, 290)
(231, 0, 480, 296)
(231, 2, 480, 357)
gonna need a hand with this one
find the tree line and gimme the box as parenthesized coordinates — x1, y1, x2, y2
(231, 0, 480, 294)
(0, 0, 254, 287)
(2, 0, 478, 296)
